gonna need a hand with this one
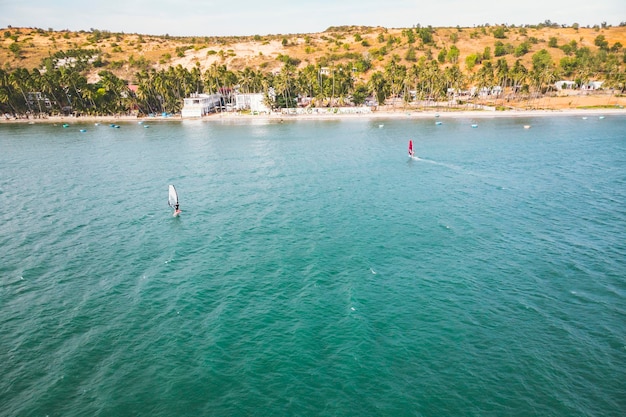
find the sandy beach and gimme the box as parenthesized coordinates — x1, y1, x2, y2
(3, 92, 625, 125)
(3, 106, 624, 125)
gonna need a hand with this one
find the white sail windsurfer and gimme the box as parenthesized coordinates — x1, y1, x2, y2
(168, 185, 181, 216)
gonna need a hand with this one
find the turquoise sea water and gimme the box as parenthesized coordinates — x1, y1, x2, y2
(1, 115, 625, 416)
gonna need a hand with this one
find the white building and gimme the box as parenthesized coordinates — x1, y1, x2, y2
(474, 86, 502, 97)
(581, 81, 604, 90)
(235, 93, 271, 113)
(181, 93, 222, 118)
(27, 92, 52, 109)
(555, 80, 577, 90)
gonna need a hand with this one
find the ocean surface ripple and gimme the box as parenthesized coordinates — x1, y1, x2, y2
(1, 116, 625, 416)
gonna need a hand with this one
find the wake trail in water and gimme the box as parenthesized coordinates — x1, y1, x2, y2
(412, 156, 497, 185)
(414, 156, 462, 171)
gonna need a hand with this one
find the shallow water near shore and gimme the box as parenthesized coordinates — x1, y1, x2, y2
(1, 116, 625, 416)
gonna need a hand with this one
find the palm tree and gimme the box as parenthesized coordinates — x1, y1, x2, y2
(509, 59, 529, 102)
(383, 58, 407, 107)
(294, 65, 316, 104)
(602, 53, 624, 93)
(0, 69, 20, 114)
(237, 67, 256, 94)
(273, 63, 297, 108)
(422, 60, 443, 102)
(40, 69, 64, 114)
(134, 69, 158, 114)
(406, 64, 422, 102)
(331, 64, 355, 106)
(9, 68, 33, 115)
(189, 65, 203, 94)
(98, 70, 129, 114)
(204, 63, 237, 109)
(443, 65, 465, 105)
(59, 67, 89, 113)
(475, 61, 494, 91)
(494, 58, 509, 106)
(530, 49, 556, 107)
(203, 64, 220, 94)
(368, 71, 388, 106)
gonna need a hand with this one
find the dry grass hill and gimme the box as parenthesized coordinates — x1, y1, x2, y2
(2, 24, 625, 85)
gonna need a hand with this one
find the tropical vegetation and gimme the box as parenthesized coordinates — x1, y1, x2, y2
(1, 22, 625, 116)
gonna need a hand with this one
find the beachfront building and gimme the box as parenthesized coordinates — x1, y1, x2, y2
(26, 92, 53, 110)
(181, 93, 222, 118)
(555, 80, 577, 90)
(235, 92, 271, 113)
(581, 81, 604, 91)
(473, 86, 503, 97)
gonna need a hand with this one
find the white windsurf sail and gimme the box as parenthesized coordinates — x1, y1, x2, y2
(168, 185, 178, 208)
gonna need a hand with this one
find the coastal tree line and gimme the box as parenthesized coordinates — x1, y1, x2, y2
(1, 34, 624, 116)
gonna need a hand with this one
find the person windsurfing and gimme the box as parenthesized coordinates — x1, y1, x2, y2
(408, 139, 415, 158)
(168, 184, 181, 216)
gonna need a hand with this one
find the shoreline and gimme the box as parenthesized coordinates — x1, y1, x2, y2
(2, 107, 624, 125)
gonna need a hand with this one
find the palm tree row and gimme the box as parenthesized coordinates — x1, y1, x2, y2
(1, 47, 623, 116)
